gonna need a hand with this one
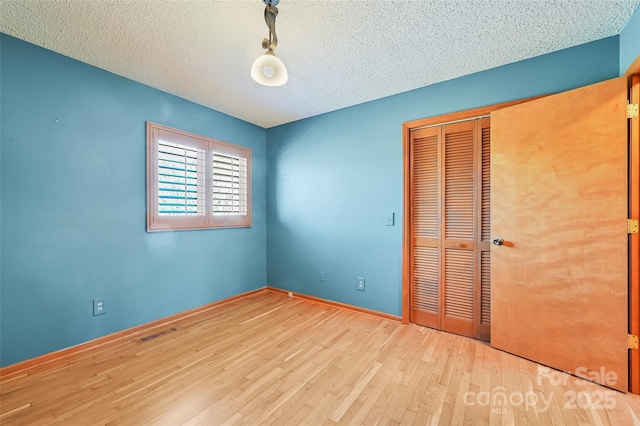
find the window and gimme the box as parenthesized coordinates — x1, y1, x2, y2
(147, 122, 251, 231)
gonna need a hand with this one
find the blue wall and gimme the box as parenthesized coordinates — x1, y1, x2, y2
(266, 36, 620, 317)
(620, 4, 640, 74)
(0, 30, 627, 367)
(0, 34, 268, 367)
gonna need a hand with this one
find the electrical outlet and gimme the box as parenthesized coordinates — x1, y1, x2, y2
(357, 277, 365, 291)
(320, 271, 326, 282)
(385, 211, 394, 226)
(93, 298, 106, 316)
(288, 291, 293, 297)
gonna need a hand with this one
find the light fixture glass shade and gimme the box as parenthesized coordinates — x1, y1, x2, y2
(251, 51, 288, 86)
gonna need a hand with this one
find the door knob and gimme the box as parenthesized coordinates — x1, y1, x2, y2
(492, 237, 504, 246)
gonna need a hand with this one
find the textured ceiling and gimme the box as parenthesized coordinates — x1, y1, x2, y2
(1, 0, 638, 128)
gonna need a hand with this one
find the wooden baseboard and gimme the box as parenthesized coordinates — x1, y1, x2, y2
(1, 286, 400, 380)
(0, 287, 266, 380)
(266, 286, 401, 322)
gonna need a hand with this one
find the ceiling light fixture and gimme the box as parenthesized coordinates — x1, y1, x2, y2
(251, 0, 288, 87)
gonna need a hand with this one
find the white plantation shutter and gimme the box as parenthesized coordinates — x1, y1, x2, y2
(147, 122, 252, 231)
(157, 141, 205, 216)
(212, 153, 248, 216)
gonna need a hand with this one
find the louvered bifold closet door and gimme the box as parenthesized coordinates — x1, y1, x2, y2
(410, 126, 441, 329)
(442, 121, 476, 337)
(476, 118, 491, 341)
(409, 118, 490, 341)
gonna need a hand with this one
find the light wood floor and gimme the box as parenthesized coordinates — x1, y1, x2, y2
(1, 290, 640, 425)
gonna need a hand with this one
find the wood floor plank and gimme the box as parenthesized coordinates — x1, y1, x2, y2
(1, 290, 639, 425)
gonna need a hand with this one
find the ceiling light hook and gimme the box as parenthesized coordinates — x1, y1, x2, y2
(262, 0, 279, 52)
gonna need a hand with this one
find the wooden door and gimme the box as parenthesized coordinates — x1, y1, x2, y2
(409, 119, 491, 341)
(491, 77, 629, 391)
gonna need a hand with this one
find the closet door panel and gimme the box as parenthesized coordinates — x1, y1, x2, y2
(442, 121, 476, 337)
(476, 118, 491, 340)
(410, 127, 441, 328)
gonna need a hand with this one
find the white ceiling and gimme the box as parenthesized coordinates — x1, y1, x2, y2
(1, 0, 638, 128)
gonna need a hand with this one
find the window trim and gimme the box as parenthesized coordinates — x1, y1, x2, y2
(146, 122, 252, 232)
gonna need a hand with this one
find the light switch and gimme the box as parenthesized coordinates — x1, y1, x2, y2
(385, 211, 394, 226)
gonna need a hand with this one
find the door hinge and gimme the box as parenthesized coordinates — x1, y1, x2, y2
(629, 103, 639, 119)
(629, 219, 639, 234)
(629, 334, 639, 350)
